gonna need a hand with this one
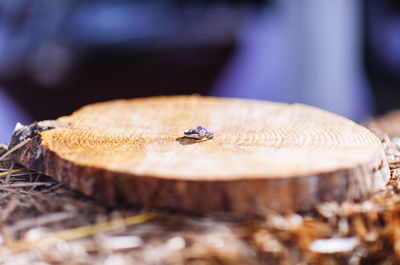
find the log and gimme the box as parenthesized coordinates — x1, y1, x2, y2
(9, 96, 389, 215)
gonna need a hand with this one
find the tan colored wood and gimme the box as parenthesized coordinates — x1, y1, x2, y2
(10, 96, 389, 215)
(366, 110, 400, 138)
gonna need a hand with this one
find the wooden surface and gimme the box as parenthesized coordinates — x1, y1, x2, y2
(9, 96, 390, 214)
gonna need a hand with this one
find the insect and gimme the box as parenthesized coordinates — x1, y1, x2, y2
(184, 126, 214, 140)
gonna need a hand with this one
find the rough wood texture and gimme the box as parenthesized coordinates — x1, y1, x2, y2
(9, 96, 389, 215)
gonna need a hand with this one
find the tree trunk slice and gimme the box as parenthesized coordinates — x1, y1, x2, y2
(9, 96, 389, 215)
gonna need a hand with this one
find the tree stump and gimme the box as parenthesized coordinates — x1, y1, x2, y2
(9, 96, 389, 215)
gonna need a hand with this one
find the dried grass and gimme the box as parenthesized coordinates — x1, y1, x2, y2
(1, 130, 400, 264)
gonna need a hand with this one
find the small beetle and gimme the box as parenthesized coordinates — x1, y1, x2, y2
(184, 126, 214, 140)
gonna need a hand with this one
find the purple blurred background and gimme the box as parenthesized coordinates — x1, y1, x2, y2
(0, 0, 399, 143)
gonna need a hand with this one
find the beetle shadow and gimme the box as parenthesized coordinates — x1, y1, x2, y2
(176, 137, 209, 145)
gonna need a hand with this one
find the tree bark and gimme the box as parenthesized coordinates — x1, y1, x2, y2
(9, 96, 390, 215)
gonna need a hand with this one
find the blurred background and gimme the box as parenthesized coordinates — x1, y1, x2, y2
(0, 0, 399, 143)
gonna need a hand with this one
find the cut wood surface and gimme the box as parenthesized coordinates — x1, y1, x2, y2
(9, 96, 390, 214)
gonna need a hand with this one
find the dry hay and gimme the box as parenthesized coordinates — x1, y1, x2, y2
(1, 127, 400, 264)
